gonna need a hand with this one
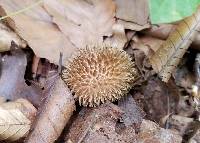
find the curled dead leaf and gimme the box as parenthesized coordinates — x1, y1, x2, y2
(149, 7, 200, 82)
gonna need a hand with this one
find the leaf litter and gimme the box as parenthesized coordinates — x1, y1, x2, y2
(0, 0, 199, 142)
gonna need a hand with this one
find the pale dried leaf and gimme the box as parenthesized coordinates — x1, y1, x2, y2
(117, 19, 150, 31)
(0, 99, 37, 141)
(44, 0, 116, 48)
(104, 23, 127, 49)
(0, 0, 76, 64)
(142, 24, 176, 40)
(26, 77, 75, 143)
(0, 22, 26, 52)
(132, 36, 164, 54)
(115, 0, 149, 25)
(149, 7, 200, 82)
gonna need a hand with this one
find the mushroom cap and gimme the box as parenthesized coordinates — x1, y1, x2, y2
(62, 46, 138, 107)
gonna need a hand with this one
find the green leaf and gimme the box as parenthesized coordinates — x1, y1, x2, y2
(149, 0, 200, 24)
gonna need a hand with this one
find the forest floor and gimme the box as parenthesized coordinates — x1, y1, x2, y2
(0, 0, 200, 143)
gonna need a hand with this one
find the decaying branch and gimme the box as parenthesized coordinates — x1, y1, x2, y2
(26, 77, 75, 143)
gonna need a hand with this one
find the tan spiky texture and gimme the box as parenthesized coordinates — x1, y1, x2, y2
(62, 46, 138, 107)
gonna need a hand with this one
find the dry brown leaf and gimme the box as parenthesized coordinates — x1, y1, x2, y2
(0, 0, 76, 64)
(131, 35, 164, 56)
(0, 98, 37, 141)
(142, 24, 176, 40)
(26, 77, 75, 143)
(44, 0, 116, 48)
(143, 24, 200, 51)
(149, 7, 200, 82)
(126, 31, 136, 42)
(104, 23, 127, 49)
(115, 0, 149, 25)
(0, 22, 26, 52)
(137, 120, 182, 143)
(130, 36, 163, 78)
(117, 19, 150, 31)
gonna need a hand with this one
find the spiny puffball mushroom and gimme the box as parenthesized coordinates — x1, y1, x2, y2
(62, 46, 138, 107)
